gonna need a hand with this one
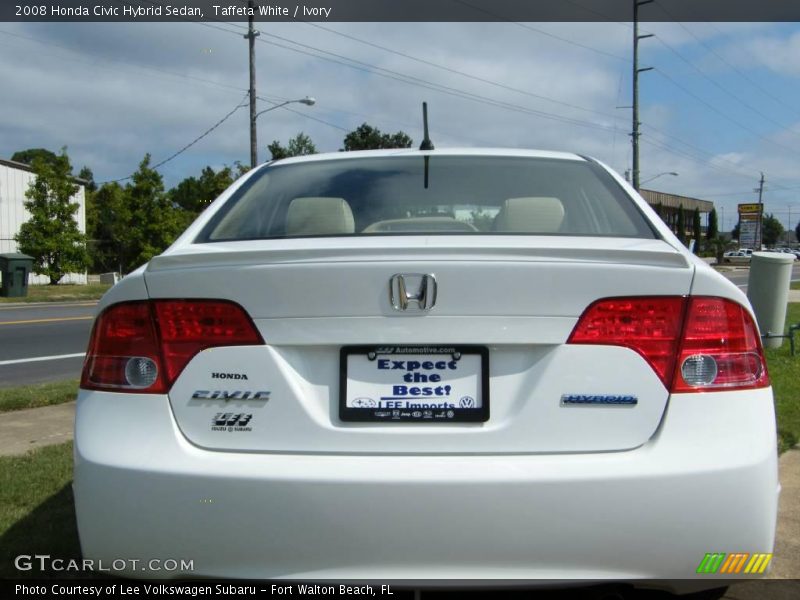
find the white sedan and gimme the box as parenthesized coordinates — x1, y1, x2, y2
(74, 149, 778, 593)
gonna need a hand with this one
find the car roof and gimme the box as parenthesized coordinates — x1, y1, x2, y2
(267, 147, 588, 167)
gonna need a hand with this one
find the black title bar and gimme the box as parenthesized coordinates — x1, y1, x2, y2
(3, 0, 800, 23)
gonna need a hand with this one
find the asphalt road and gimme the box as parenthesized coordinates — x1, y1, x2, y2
(724, 262, 800, 290)
(0, 262, 798, 388)
(0, 301, 96, 387)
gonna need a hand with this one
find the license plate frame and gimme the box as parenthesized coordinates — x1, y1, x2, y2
(339, 345, 489, 423)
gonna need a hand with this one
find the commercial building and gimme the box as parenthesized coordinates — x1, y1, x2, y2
(640, 189, 715, 238)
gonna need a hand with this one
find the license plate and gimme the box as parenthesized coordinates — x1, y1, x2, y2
(339, 346, 489, 423)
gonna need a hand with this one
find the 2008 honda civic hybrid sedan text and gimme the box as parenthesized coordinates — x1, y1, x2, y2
(74, 148, 778, 591)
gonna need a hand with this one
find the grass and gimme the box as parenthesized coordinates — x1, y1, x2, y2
(0, 442, 81, 579)
(792, 281, 800, 291)
(0, 283, 110, 303)
(765, 302, 800, 454)
(0, 379, 79, 413)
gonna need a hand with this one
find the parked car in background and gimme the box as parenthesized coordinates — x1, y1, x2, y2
(723, 250, 751, 263)
(74, 148, 778, 594)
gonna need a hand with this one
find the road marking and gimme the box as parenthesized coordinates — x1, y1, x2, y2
(0, 353, 85, 366)
(733, 277, 798, 289)
(0, 301, 97, 311)
(0, 316, 94, 326)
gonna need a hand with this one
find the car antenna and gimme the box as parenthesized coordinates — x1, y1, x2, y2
(419, 102, 434, 189)
(419, 102, 434, 150)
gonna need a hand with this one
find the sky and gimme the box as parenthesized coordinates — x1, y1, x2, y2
(1, 13, 800, 233)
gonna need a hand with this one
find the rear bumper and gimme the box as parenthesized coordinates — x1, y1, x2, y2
(73, 388, 779, 587)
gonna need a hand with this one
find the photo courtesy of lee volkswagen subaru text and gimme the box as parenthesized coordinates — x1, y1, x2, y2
(73, 148, 779, 592)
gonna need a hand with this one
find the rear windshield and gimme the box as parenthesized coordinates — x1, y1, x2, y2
(197, 155, 656, 242)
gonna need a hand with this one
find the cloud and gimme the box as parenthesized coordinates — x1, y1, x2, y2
(0, 19, 798, 232)
(719, 29, 800, 77)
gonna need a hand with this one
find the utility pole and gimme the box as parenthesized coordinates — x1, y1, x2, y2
(246, 0, 260, 168)
(755, 172, 765, 249)
(632, 0, 654, 191)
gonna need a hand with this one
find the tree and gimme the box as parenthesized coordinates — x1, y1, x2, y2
(676, 205, 686, 243)
(11, 148, 59, 168)
(169, 165, 234, 216)
(342, 123, 413, 151)
(90, 155, 184, 274)
(706, 208, 718, 242)
(692, 208, 702, 254)
(87, 181, 129, 274)
(268, 132, 317, 160)
(708, 237, 730, 266)
(795, 220, 800, 244)
(761, 213, 783, 247)
(14, 149, 88, 284)
(731, 219, 740, 241)
(78, 166, 97, 193)
(233, 161, 250, 177)
(124, 155, 184, 270)
(653, 202, 665, 223)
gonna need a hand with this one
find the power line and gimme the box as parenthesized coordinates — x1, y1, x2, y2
(700, 184, 800, 197)
(451, 0, 630, 62)
(654, 3, 800, 120)
(641, 124, 770, 179)
(99, 92, 249, 184)
(0, 28, 247, 96)
(145, 2, 635, 148)
(302, 22, 621, 121)
(250, 31, 626, 136)
(649, 24, 800, 139)
(171, 6, 786, 181)
(653, 68, 800, 159)
(640, 136, 776, 185)
(228, 20, 800, 188)
(293, 23, 800, 188)
(256, 97, 349, 132)
(291, 23, 800, 188)
(18, 6, 800, 195)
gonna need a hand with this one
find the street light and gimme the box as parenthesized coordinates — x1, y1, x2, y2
(640, 171, 678, 185)
(251, 96, 316, 166)
(254, 96, 316, 120)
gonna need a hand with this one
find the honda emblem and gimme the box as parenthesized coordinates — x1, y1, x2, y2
(389, 274, 437, 311)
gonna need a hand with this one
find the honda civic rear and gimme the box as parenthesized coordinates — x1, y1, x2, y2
(73, 149, 778, 589)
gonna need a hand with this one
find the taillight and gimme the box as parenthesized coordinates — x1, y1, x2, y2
(81, 300, 263, 393)
(672, 297, 769, 392)
(568, 296, 769, 393)
(567, 297, 686, 388)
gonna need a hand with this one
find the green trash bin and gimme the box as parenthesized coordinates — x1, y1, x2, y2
(0, 253, 34, 297)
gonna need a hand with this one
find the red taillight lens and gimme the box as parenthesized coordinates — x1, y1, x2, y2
(567, 297, 686, 388)
(81, 300, 263, 393)
(568, 295, 769, 393)
(81, 302, 166, 392)
(153, 300, 264, 383)
(672, 297, 769, 392)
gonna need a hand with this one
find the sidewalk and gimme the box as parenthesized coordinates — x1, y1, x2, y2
(0, 401, 75, 455)
(771, 448, 800, 579)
